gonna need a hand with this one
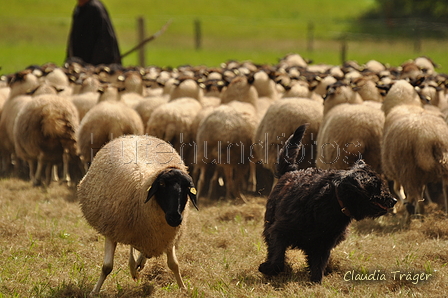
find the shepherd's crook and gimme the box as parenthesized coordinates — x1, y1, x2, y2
(120, 19, 172, 59)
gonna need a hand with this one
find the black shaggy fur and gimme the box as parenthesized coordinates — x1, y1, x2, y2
(259, 124, 396, 283)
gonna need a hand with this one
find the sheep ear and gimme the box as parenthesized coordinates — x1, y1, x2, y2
(188, 185, 199, 210)
(145, 179, 159, 203)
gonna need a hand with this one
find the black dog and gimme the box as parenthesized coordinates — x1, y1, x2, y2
(258, 124, 396, 283)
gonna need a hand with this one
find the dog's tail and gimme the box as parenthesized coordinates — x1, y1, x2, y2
(275, 123, 309, 178)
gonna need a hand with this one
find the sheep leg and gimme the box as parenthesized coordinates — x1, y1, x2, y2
(27, 160, 36, 182)
(222, 166, 234, 199)
(392, 181, 406, 214)
(207, 167, 220, 199)
(166, 245, 186, 289)
(52, 165, 59, 182)
(129, 246, 147, 280)
(415, 188, 426, 215)
(62, 148, 72, 186)
(223, 166, 247, 203)
(91, 237, 117, 296)
(33, 154, 45, 186)
(44, 163, 52, 186)
(195, 165, 205, 198)
(247, 162, 257, 193)
(443, 182, 448, 214)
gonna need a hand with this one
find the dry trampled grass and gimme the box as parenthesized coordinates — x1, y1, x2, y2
(0, 177, 447, 297)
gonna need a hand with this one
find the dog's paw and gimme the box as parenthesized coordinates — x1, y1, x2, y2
(258, 262, 283, 276)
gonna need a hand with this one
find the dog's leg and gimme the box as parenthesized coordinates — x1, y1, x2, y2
(259, 234, 287, 276)
(306, 249, 331, 283)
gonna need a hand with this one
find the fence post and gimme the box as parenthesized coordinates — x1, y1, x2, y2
(307, 21, 314, 52)
(137, 16, 145, 66)
(195, 19, 202, 50)
(340, 36, 347, 65)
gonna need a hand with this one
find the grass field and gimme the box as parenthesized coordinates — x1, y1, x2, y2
(2, 0, 448, 75)
(0, 178, 448, 297)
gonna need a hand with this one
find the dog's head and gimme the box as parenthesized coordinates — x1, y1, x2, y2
(334, 160, 397, 220)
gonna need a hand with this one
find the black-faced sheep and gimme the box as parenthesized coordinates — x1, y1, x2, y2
(77, 134, 198, 295)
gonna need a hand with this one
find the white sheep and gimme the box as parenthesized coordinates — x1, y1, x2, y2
(351, 75, 384, 102)
(13, 93, 80, 186)
(382, 105, 448, 220)
(316, 102, 385, 174)
(77, 134, 198, 295)
(381, 79, 422, 116)
(119, 70, 145, 108)
(0, 70, 40, 174)
(195, 101, 258, 200)
(77, 85, 144, 169)
(146, 97, 202, 169)
(70, 76, 101, 121)
(134, 96, 169, 131)
(323, 81, 363, 115)
(219, 75, 258, 107)
(253, 97, 323, 178)
(169, 77, 203, 102)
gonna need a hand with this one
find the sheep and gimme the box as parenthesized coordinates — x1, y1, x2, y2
(277, 53, 308, 69)
(134, 96, 169, 131)
(323, 81, 363, 115)
(77, 134, 198, 295)
(169, 77, 203, 102)
(381, 79, 422, 116)
(414, 56, 438, 76)
(0, 70, 40, 175)
(146, 97, 202, 169)
(351, 76, 384, 102)
(70, 76, 101, 121)
(77, 85, 144, 169)
(42, 66, 72, 97)
(193, 74, 260, 199)
(364, 60, 386, 73)
(195, 101, 258, 200)
(253, 97, 323, 181)
(316, 102, 385, 174)
(119, 70, 146, 108)
(13, 93, 81, 186)
(219, 75, 258, 107)
(251, 70, 280, 120)
(382, 105, 448, 221)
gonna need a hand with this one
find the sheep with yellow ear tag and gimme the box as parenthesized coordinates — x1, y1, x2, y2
(77, 134, 198, 296)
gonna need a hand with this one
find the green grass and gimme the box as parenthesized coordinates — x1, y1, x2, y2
(4, 0, 448, 75)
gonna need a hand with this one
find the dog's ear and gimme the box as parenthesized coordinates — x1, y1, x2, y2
(353, 159, 366, 169)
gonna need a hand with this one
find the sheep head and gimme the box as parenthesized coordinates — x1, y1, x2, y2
(146, 168, 198, 227)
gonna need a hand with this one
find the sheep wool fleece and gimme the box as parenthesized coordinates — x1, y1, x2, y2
(77, 134, 189, 257)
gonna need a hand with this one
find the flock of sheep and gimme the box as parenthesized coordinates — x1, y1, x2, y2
(1, 52, 448, 292)
(1, 54, 448, 213)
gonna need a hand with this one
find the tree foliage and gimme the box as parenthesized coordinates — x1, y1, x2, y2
(354, 0, 448, 38)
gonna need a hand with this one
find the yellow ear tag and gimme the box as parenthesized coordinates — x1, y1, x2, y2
(190, 187, 197, 195)
(146, 185, 152, 192)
